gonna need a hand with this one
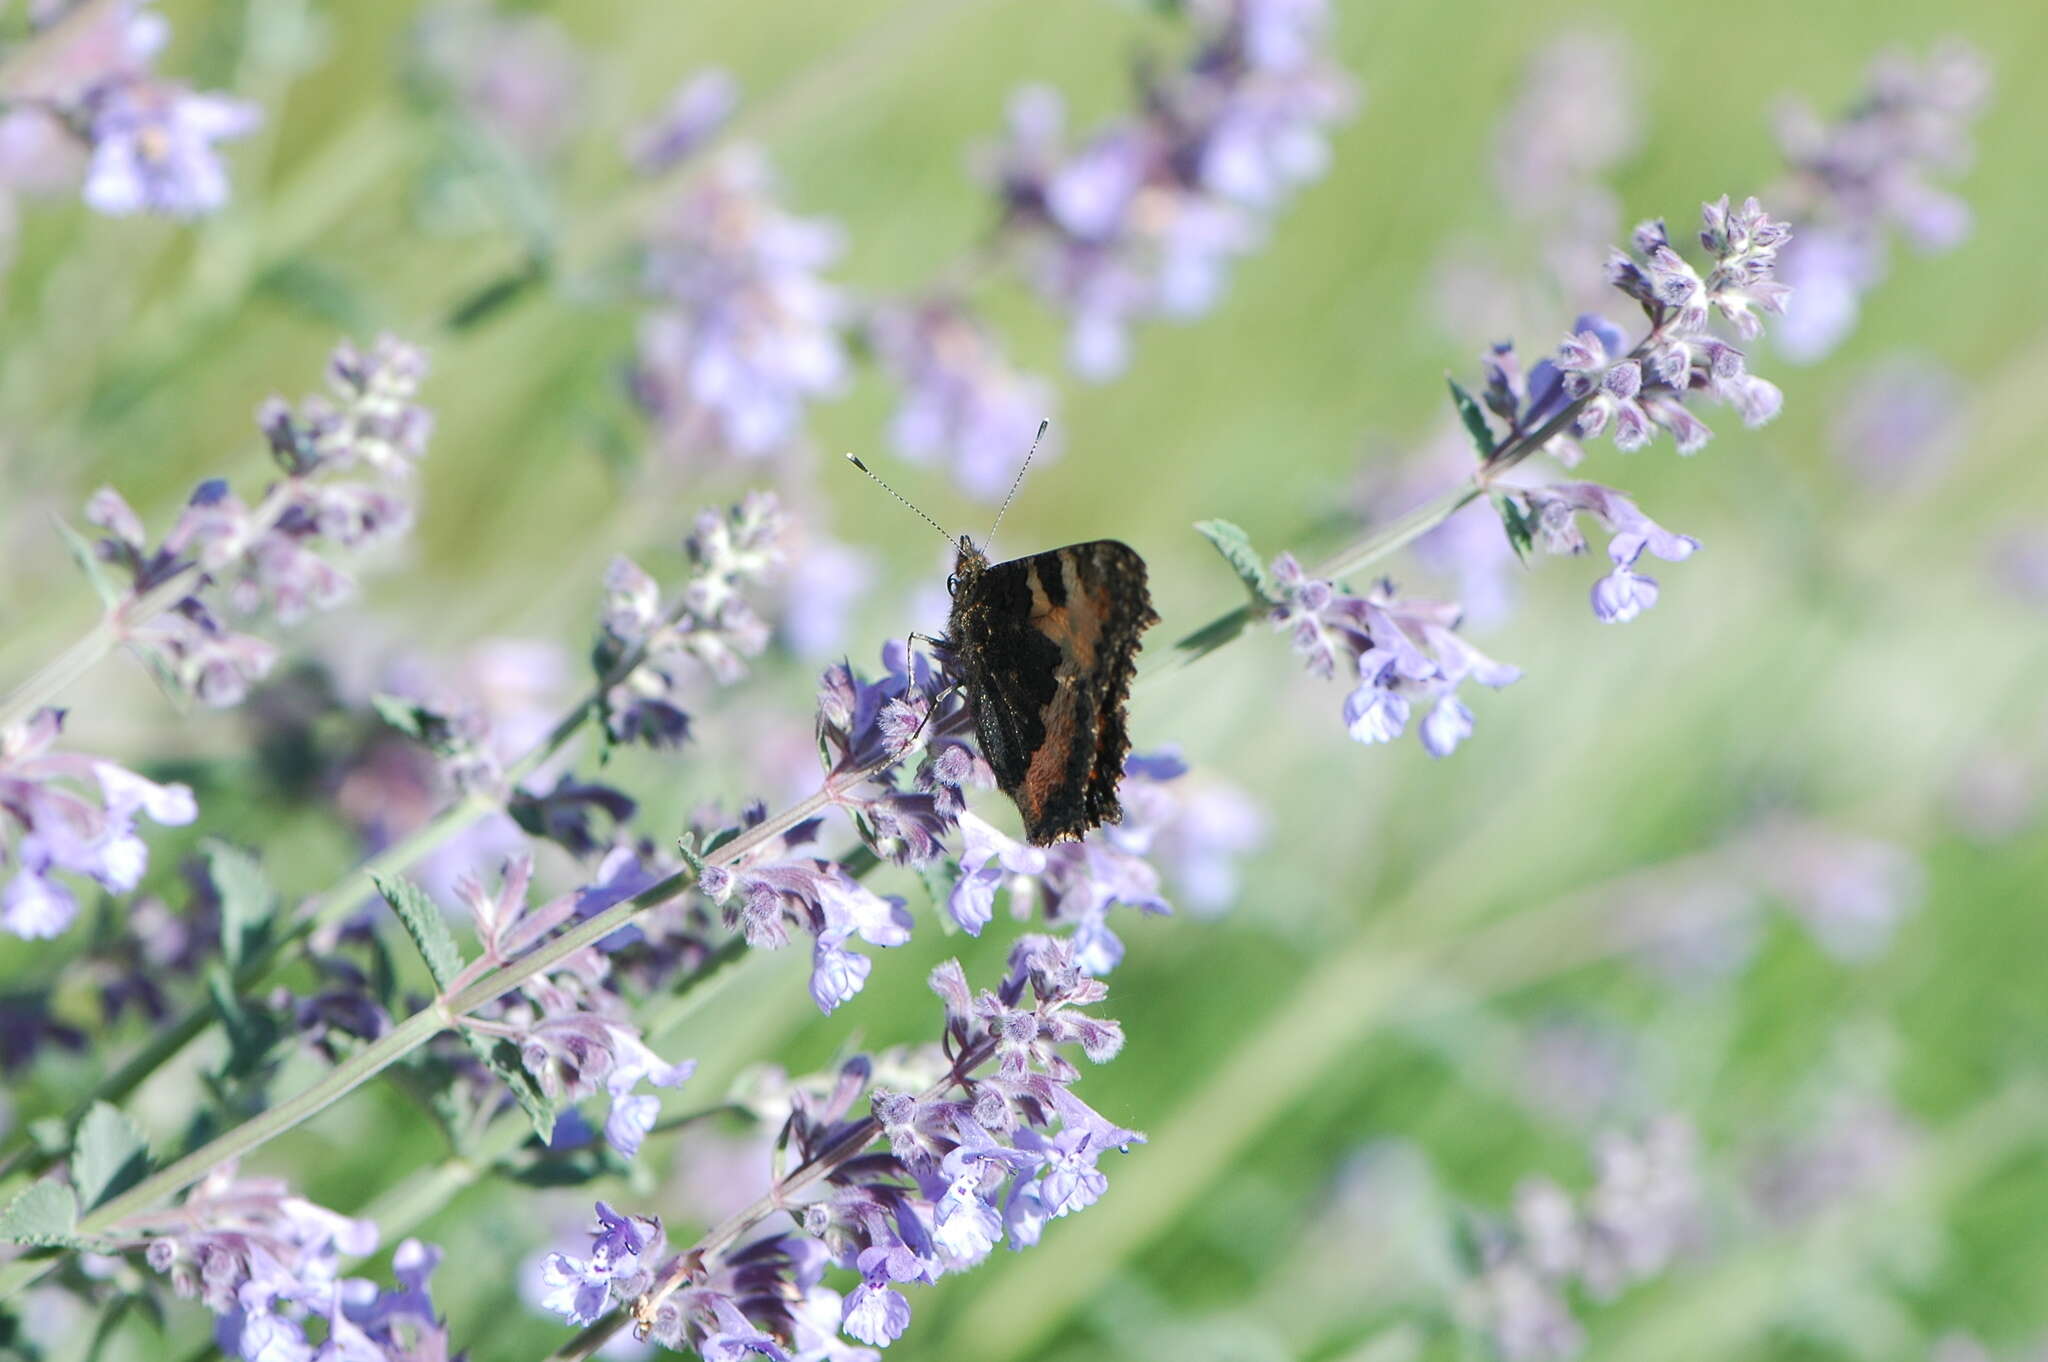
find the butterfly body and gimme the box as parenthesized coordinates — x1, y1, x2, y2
(944, 534, 1158, 845)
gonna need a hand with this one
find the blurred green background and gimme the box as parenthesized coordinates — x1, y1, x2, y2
(4, 1, 2048, 1359)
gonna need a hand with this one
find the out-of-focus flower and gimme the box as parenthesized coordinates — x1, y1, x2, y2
(1987, 523, 2048, 614)
(1, 0, 260, 219)
(869, 298, 1060, 502)
(84, 336, 434, 708)
(1107, 750, 1266, 917)
(1771, 41, 1991, 362)
(1, 708, 197, 940)
(775, 529, 876, 661)
(982, 0, 1354, 379)
(1352, 432, 1522, 629)
(628, 68, 739, 175)
(631, 149, 849, 457)
(1828, 355, 1963, 494)
(1740, 817, 1926, 962)
(596, 493, 787, 749)
(1747, 1090, 1919, 1227)
(411, 1, 585, 162)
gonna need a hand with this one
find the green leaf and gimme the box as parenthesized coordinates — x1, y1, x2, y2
(71, 1104, 150, 1212)
(205, 839, 274, 972)
(370, 693, 433, 744)
(51, 515, 120, 609)
(206, 965, 286, 1084)
(1193, 519, 1279, 606)
(0, 1180, 82, 1248)
(374, 875, 464, 990)
(1495, 494, 1536, 563)
(1447, 376, 1497, 459)
(1172, 605, 1253, 661)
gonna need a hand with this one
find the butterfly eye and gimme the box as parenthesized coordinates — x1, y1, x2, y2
(945, 573, 958, 596)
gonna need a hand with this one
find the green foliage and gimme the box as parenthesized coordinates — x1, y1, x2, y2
(376, 874, 465, 989)
(0, 1181, 82, 1249)
(1193, 519, 1280, 606)
(1447, 377, 1497, 459)
(70, 1104, 151, 1212)
(205, 839, 275, 972)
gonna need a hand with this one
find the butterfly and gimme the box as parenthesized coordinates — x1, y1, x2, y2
(944, 534, 1158, 845)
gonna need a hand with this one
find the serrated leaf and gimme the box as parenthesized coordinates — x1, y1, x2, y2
(206, 964, 287, 1084)
(72, 1103, 150, 1212)
(204, 839, 274, 972)
(1193, 519, 1279, 606)
(1447, 376, 1497, 459)
(0, 1180, 82, 1248)
(374, 875, 464, 990)
(1495, 494, 1535, 563)
(51, 515, 120, 609)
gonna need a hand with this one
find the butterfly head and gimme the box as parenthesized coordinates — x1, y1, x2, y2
(948, 536, 989, 597)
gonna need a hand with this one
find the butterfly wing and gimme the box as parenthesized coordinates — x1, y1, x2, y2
(954, 541, 1157, 844)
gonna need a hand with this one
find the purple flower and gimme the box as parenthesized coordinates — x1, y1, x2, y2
(632, 150, 848, 457)
(1, 709, 198, 940)
(815, 644, 984, 865)
(1828, 354, 1961, 494)
(1107, 751, 1266, 915)
(1502, 480, 1699, 623)
(413, 4, 586, 163)
(869, 299, 1059, 502)
(1770, 42, 1990, 362)
(596, 493, 787, 748)
(1268, 555, 1520, 753)
(538, 1203, 666, 1327)
(629, 68, 740, 175)
(946, 811, 1046, 936)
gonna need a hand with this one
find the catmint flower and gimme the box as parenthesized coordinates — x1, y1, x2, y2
(700, 834, 913, 1014)
(596, 492, 787, 748)
(947, 811, 1046, 936)
(1267, 554, 1519, 753)
(1110, 751, 1267, 916)
(1740, 817, 1925, 962)
(412, 2, 585, 162)
(539, 1203, 667, 1327)
(1771, 42, 1991, 361)
(1, 709, 197, 940)
(869, 299, 1060, 502)
(983, 1, 1352, 380)
(83, 336, 434, 708)
(81, 78, 261, 217)
(128, 1164, 380, 1361)
(1748, 1089, 1918, 1227)
(1497, 480, 1699, 624)
(631, 149, 849, 457)
(629, 68, 739, 174)
(814, 643, 985, 865)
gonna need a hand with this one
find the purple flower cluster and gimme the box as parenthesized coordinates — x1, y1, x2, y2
(538, 938, 1139, 1357)
(1466, 1118, 1704, 1360)
(1770, 42, 1991, 361)
(947, 753, 1212, 974)
(1266, 554, 1520, 755)
(631, 149, 849, 457)
(412, 2, 586, 163)
(628, 69, 739, 176)
(985, 0, 1355, 379)
(696, 814, 914, 1016)
(86, 336, 434, 707)
(868, 298, 1060, 502)
(597, 492, 788, 748)
(0, 0, 260, 219)
(1497, 478, 1701, 624)
(453, 856, 697, 1157)
(1, 708, 196, 940)
(814, 642, 986, 867)
(129, 1165, 452, 1362)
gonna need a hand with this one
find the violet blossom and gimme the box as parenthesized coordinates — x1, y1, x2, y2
(84, 336, 434, 708)
(629, 68, 739, 175)
(868, 298, 1060, 502)
(631, 149, 849, 457)
(1266, 553, 1520, 754)
(546, 938, 1140, 1356)
(596, 492, 787, 749)
(814, 642, 985, 866)
(983, 0, 1354, 379)
(1770, 42, 1991, 362)
(1, 708, 197, 941)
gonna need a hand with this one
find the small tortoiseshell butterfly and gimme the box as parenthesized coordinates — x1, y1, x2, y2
(848, 426, 1158, 845)
(945, 534, 1157, 845)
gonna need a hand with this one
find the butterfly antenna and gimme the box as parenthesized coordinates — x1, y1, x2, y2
(986, 419, 1048, 545)
(844, 453, 960, 551)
